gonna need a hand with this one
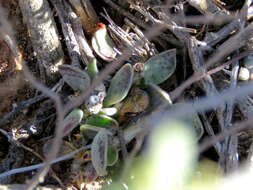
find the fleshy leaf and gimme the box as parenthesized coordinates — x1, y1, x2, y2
(80, 124, 106, 133)
(80, 114, 117, 139)
(91, 129, 108, 176)
(100, 107, 118, 116)
(146, 84, 172, 110)
(118, 87, 149, 121)
(91, 23, 117, 62)
(107, 146, 119, 166)
(87, 58, 99, 79)
(62, 109, 83, 137)
(103, 63, 134, 107)
(86, 114, 118, 128)
(144, 49, 176, 85)
(59, 65, 91, 92)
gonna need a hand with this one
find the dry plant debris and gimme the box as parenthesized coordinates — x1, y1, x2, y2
(2, 0, 253, 189)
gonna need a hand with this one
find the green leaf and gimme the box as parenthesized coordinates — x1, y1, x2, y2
(103, 64, 134, 107)
(81, 114, 117, 139)
(87, 58, 99, 79)
(62, 109, 83, 137)
(107, 146, 119, 166)
(59, 65, 90, 92)
(144, 49, 176, 85)
(91, 129, 108, 176)
(86, 114, 118, 128)
(91, 25, 117, 62)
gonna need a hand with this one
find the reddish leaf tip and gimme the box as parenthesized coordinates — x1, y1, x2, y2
(97, 23, 106, 30)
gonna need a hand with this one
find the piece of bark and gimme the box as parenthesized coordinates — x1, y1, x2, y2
(50, 0, 82, 68)
(238, 96, 253, 162)
(187, 37, 218, 95)
(204, 19, 241, 48)
(200, 113, 221, 155)
(222, 59, 240, 172)
(66, 2, 96, 63)
(187, 37, 230, 169)
(68, 0, 99, 35)
(18, 0, 64, 79)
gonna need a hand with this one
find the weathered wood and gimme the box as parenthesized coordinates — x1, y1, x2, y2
(68, 0, 99, 35)
(18, 0, 64, 78)
(51, 0, 82, 68)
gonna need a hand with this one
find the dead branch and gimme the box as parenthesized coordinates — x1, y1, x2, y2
(18, 0, 64, 79)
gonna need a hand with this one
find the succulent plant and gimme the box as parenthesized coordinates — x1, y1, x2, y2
(62, 109, 84, 137)
(117, 87, 149, 121)
(103, 63, 134, 107)
(143, 49, 177, 85)
(59, 65, 90, 92)
(91, 23, 117, 62)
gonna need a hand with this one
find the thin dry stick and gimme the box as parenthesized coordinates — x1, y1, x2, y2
(62, 23, 166, 115)
(204, 19, 241, 47)
(50, 0, 82, 68)
(0, 79, 63, 127)
(62, 0, 178, 114)
(187, 36, 228, 166)
(3, 75, 253, 180)
(121, 81, 253, 158)
(23, 4, 165, 188)
(103, 0, 148, 29)
(0, 95, 46, 126)
(199, 118, 253, 154)
(0, 145, 90, 179)
(200, 113, 221, 155)
(172, 17, 253, 100)
(22, 64, 64, 190)
(170, 50, 253, 100)
(0, 129, 64, 187)
(220, 59, 240, 172)
(171, 14, 238, 24)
